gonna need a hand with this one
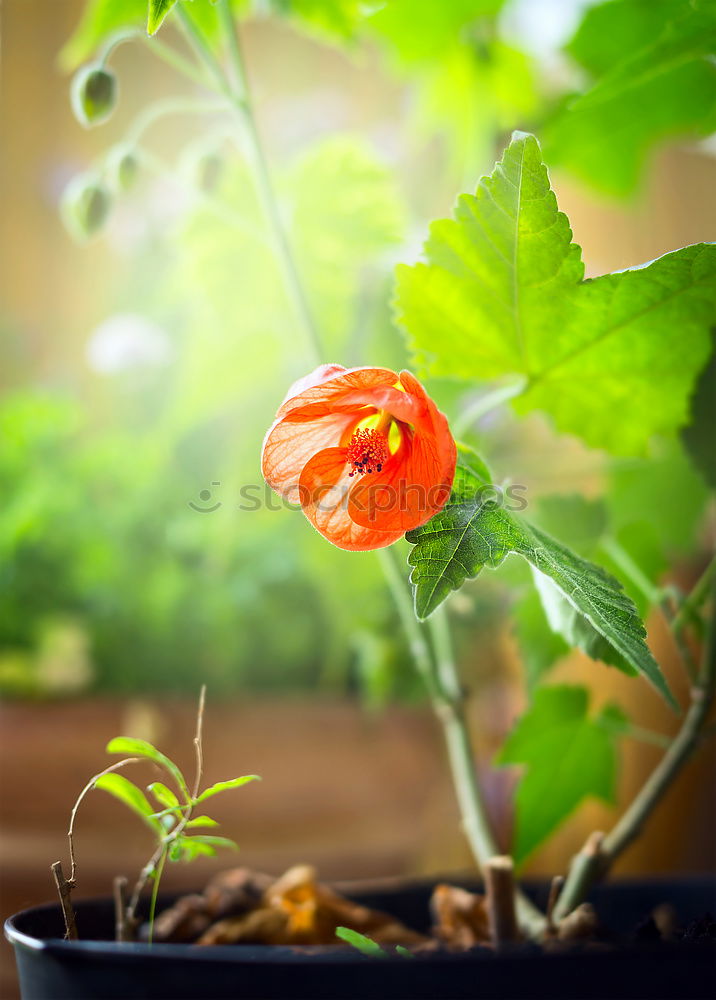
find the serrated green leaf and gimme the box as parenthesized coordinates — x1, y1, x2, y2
(406, 460, 676, 708)
(335, 926, 387, 957)
(530, 568, 635, 677)
(94, 773, 163, 832)
(681, 338, 716, 489)
(547, 0, 716, 195)
(395, 132, 716, 454)
(147, 0, 177, 35)
(106, 737, 189, 800)
(185, 814, 219, 828)
(195, 774, 260, 803)
(496, 685, 621, 862)
(513, 589, 570, 692)
(147, 781, 179, 810)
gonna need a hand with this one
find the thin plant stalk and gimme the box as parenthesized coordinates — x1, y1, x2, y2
(179, 3, 545, 935)
(177, 1, 324, 366)
(381, 548, 545, 935)
(554, 575, 716, 919)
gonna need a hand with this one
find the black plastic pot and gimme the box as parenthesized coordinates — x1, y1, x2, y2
(5, 877, 716, 1000)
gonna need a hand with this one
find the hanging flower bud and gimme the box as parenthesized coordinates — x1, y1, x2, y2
(105, 144, 140, 193)
(180, 141, 224, 195)
(70, 64, 118, 128)
(60, 174, 112, 242)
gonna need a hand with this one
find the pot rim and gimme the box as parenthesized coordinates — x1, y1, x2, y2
(6, 874, 715, 964)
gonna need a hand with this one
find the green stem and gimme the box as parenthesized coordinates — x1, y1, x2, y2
(146, 847, 168, 946)
(178, 0, 325, 364)
(376, 547, 437, 698)
(453, 378, 527, 438)
(599, 536, 663, 608)
(554, 575, 716, 920)
(427, 607, 545, 936)
(124, 96, 227, 149)
(379, 549, 545, 935)
(672, 556, 715, 639)
(97, 27, 210, 88)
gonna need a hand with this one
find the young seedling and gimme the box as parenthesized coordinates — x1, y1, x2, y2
(335, 926, 414, 959)
(51, 686, 260, 943)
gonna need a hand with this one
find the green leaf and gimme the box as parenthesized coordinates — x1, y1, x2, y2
(530, 569, 634, 677)
(106, 737, 189, 799)
(147, 781, 179, 809)
(512, 589, 570, 691)
(94, 773, 163, 832)
(547, 0, 716, 195)
(169, 835, 217, 862)
(188, 834, 239, 851)
(681, 338, 716, 489)
(496, 685, 621, 862)
(195, 774, 260, 803)
(60, 0, 147, 71)
(335, 926, 387, 957)
(185, 814, 219, 828)
(406, 460, 676, 708)
(395, 132, 716, 454)
(147, 0, 177, 34)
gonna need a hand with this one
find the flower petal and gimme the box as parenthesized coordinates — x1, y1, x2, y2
(298, 448, 405, 551)
(262, 411, 358, 498)
(348, 429, 454, 533)
(276, 367, 399, 421)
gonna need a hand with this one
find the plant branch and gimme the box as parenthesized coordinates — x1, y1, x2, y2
(554, 573, 716, 920)
(453, 378, 527, 438)
(178, 0, 325, 364)
(427, 606, 545, 936)
(599, 536, 663, 609)
(672, 556, 715, 640)
(51, 862, 78, 940)
(67, 757, 141, 883)
(126, 687, 206, 927)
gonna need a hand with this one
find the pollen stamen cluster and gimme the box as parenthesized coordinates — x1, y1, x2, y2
(347, 427, 389, 477)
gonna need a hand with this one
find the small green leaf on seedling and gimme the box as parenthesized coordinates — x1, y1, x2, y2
(185, 815, 219, 828)
(195, 775, 260, 803)
(70, 64, 117, 127)
(335, 927, 387, 957)
(94, 774, 163, 832)
(105, 144, 140, 192)
(148, 781, 179, 810)
(395, 946, 415, 959)
(147, 0, 178, 35)
(106, 737, 189, 800)
(188, 835, 238, 851)
(60, 174, 111, 242)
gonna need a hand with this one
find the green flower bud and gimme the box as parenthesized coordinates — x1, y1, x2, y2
(105, 144, 140, 193)
(70, 64, 118, 128)
(180, 142, 225, 195)
(60, 174, 112, 242)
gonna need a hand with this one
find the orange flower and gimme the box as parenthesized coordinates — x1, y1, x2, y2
(262, 365, 457, 551)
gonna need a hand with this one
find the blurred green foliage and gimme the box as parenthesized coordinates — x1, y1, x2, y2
(1, 0, 714, 702)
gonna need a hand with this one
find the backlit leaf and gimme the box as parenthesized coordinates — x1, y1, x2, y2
(106, 736, 189, 800)
(147, 781, 179, 809)
(95, 773, 163, 832)
(496, 685, 622, 862)
(395, 132, 716, 454)
(406, 459, 676, 708)
(547, 0, 716, 195)
(195, 774, 260, 803)
(147, 0, 177, 35)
